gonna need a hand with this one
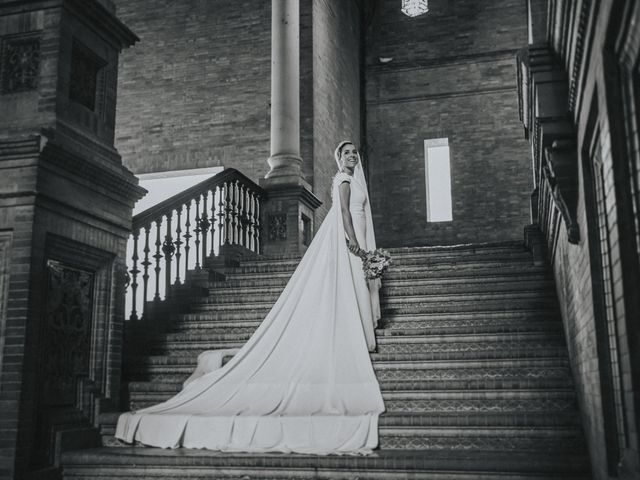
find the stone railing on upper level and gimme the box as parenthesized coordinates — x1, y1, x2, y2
(125, 168, 265, 321)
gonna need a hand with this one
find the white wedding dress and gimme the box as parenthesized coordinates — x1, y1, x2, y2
(115, 168, 384, 454)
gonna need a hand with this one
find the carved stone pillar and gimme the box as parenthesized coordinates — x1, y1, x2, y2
(0, 1, 144, 477)
(260, 0, 320, 256)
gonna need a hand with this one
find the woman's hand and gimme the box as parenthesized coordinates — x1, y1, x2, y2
(347, 240, 362, 255)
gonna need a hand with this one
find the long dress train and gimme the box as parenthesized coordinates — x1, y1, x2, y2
(115, 171, 385, 454)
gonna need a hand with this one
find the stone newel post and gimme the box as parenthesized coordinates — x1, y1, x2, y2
(260, 0, 320, 256)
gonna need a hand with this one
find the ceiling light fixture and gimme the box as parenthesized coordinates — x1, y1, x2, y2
(401, 0, 429, 17)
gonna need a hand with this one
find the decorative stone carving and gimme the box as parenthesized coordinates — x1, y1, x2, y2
(1, 33, 40, 93)
(41, 260, 95, 405)
(268, 214, 287, 241)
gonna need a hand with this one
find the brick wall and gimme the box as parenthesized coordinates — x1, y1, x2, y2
(113, 0, 272, 180)
(365, 0, 532, 247)
(311, 0, 362, 222)
(550, 181, 604, 477)
(526, 1, 640, 478)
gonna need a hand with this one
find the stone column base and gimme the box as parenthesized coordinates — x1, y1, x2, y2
(259, 176, 322, 257)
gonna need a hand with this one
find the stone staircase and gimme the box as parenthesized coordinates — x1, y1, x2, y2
(60, 242, 592, 479)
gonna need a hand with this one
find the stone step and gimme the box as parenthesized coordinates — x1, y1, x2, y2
(380, 289, 555, 305)
(380, 312, 563, 335)
(218, 264, 550, 288)
(377, 426, 584, 451)
(147, 355, 568, 367)
(169, 318, 562, 338)
(385, 242, 529, 256)
(98, 425, 585, 453)
(233, 244, 532, 269)
(174, 301, 559, 323)
(146, 331, 567, 359)
(147, 343, 569, 362)
(205, 279, 555, 304)
(155, 330, 563, 345)
(378, 411, 581, 428)
(61, 447, 591, 480)
(172, 305, 560, 322)
(218, 269, 551, 288)
(125, 361, 572, 390)
(189, 291, 558, 313)
(126, 382, 578, 412)
(169, 309, 562, 334)
(98, 410, 581, 437)
(382, 389, 579, 413)
(382, 298, 558, 315)
(232, 255, 536, 275)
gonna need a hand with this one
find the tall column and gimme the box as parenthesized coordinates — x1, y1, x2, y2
(267, 0, 302, 179)
(260, 0, 321, 256)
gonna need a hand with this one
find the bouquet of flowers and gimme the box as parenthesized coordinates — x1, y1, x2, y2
(360, 248, 392, 280)
(347, 241, 391, 280)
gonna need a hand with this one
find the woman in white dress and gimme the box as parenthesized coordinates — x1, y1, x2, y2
(115, 141, 385, 454)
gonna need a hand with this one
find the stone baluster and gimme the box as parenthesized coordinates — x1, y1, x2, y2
(174, 206, 183, 284)
(183, 202, 192, 274)
(200, 191, 210, 263)
(153, 219, 162, 300)
(129, 231, 140, 321)
(141, 225, 151, 318)
(194, 196, 201, 269)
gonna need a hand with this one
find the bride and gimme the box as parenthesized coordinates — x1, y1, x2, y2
(115, 141, 385, 454)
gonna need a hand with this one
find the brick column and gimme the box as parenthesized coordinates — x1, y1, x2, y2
(0, 1, 144, 477)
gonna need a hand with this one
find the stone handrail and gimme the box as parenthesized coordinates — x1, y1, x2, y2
(126, 168, 266, 321)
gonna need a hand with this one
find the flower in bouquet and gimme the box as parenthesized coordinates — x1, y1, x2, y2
(359, 248, 391, 280)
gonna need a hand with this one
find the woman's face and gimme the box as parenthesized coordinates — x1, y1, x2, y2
(340, 143, 359, 170)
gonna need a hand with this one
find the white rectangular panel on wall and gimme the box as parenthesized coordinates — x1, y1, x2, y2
(424, 138, 453, 222)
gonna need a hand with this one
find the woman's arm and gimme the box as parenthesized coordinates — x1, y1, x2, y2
(339, 181, 361, 254)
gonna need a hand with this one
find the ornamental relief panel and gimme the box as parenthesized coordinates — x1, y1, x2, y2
(1, 32, 41, 94)
(41, 260, 95, 405)
(268, 214, 287, 241)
